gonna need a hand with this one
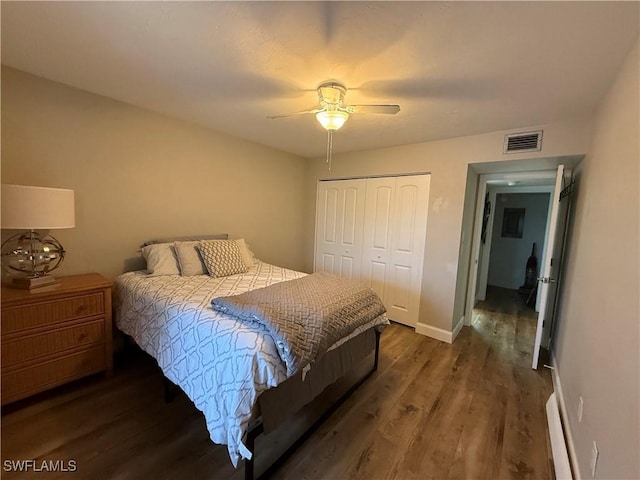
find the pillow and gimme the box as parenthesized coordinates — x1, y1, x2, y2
(174, 241, 208, 276)
(235, 238, 258, 267)
(174, 238, 256, 276)
(141, 244, 180, 276)
(198, 240, 249, 278)
(141, 233, 228, 248)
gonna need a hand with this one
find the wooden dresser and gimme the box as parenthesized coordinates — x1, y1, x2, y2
(1, 273, 113, 406)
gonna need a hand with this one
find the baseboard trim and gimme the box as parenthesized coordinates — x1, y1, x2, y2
(415, 323, 454, 343)
(550, 353, 581, 480)
(546, 392, 573, 479)
(452, 316, 465, 342)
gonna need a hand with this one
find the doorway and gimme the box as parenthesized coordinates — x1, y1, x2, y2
(461, 161, 578, 368)
(479, 189, 552, 307)
(466, 172, 557, 322)
(474, 188, 552, 365)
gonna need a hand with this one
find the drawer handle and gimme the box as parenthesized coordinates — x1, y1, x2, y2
(77, 333, 88, 342)
(77, 305, 88, 312)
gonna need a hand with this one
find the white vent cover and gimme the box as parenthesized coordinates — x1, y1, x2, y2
(504, 130, 543, 154)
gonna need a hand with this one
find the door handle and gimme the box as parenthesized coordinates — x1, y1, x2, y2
(537, 277, 556, 284)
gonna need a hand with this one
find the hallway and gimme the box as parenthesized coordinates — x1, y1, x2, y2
(473, 285, 539, 369)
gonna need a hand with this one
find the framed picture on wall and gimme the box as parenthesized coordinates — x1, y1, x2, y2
(502, 208, 525, 238)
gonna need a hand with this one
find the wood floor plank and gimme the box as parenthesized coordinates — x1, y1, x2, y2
(272, 330, 441, 480)
(1, 286, 553, 479)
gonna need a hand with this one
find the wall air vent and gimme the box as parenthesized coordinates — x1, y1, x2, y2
(504, 130, 543, 154)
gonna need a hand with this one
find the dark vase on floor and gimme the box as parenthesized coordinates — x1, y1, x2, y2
(523, 242, 538, 288)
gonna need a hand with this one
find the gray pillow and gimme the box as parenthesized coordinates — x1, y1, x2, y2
(141, 233, 228, 248)
(174, 241, 208, 276)
(198, 240, 248, 278)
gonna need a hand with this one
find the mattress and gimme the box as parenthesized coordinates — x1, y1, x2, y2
(115, 261, 388, 466)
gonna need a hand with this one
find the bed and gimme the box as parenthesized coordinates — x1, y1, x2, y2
(114, 238, 388, 478)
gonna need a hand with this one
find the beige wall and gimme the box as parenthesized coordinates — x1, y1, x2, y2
(1, 67, 308, 280)
(304, 118, 592, 333)
(553, 38, 639, 478)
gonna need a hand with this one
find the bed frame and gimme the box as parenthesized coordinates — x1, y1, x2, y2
(163, 328, 381, 480)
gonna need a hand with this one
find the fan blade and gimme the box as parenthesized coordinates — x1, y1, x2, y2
(346, 104, 400, 115)
(267, 109, 321, 119)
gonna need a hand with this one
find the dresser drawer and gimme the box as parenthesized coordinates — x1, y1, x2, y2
(2, 320, 105, 368)
(1, 274, 113, 405)
(2, 293, 105, 334)
(1, 346, 106, 405)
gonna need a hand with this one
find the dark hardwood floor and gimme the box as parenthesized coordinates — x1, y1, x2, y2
(1, 289, 553, 479)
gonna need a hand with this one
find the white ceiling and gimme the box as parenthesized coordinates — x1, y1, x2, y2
(2, 1, 638, 159)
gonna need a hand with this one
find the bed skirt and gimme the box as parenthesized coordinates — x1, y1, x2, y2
(244, 326, 381, 479)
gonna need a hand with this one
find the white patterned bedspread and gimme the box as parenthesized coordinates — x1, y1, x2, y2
(115, 261, 387, 467)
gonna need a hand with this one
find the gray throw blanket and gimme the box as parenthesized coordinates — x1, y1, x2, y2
(211, 272, 386, 377)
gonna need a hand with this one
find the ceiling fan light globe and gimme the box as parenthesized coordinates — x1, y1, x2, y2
(316, 110, 349, 131)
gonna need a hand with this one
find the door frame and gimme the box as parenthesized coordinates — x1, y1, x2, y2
(464, 170, 559, 328)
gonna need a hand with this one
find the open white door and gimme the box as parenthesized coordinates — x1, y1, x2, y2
(532, 165, 571, 369)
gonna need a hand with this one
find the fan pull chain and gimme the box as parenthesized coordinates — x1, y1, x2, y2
(326, 130, 334, 171)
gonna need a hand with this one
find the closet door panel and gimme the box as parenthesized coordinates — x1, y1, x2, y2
(395, 184, 420, 253)
(319, 253, 336, 274)
(362, 260, 387, 300)
(362, 178, 395, 303)
(322, 187, 339, 244)
(387, 264, 412, 314)
(315, 184, 340, 275)
(371, 185, 393, 250)
(386, 175, 431, 327)
(315, 179, 366, 279)
(341, 187, 360, 247)
(337, 183, 365, 278)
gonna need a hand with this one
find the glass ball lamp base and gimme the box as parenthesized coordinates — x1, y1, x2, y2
(1, 231, 65, 290)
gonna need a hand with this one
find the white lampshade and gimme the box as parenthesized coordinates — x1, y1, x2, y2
(1, 184, 75, 230)
(316, 110, 349, 131)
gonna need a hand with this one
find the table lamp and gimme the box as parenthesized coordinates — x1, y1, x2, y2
(1, 184, 75, 289)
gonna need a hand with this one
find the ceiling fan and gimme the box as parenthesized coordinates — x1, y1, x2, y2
(268, 81, 400, 169)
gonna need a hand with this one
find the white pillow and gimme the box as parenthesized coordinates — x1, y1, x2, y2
(174, 241, 208, 276)
(235, 238, 258, 267)
(141, 244, 180, 276)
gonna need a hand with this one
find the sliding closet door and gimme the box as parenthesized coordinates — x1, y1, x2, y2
(361, 177, 394, 304)
(387, 175, 430, 326)
(362, 175, 430, 327)
(314, 179, 366, 279)
(315, 174, 430, 328)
